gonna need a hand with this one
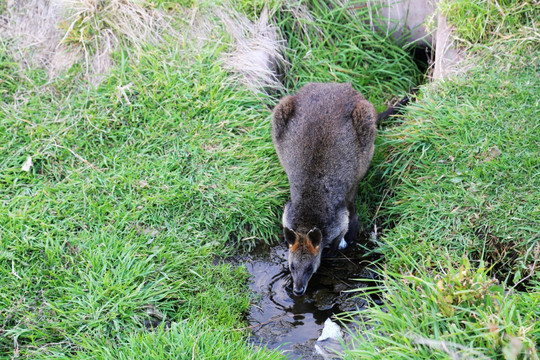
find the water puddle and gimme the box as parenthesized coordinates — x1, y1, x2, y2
(242, 242, 380, 359)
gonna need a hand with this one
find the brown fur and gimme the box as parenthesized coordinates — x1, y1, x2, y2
(289, 236, 320, 256)
(272, 82, 377, 296)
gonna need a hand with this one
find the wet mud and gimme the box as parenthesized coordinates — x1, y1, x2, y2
(242, 242, 380, 359)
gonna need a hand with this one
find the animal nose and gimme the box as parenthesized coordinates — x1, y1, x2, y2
(293, 287, 305, 296)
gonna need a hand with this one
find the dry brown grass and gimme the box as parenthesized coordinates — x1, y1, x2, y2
(1, 0, 75, 77)
(219, 5, 287, 96)
(1, 0, 181, 84)
(1, 0, 287, 92)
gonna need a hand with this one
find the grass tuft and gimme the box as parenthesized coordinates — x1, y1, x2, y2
(57, 0, 182, 80)
(439, 0, 539, 47)
(59, 0, 177, 50)
(344, 253, 539, 359)
(219, 5, 288, 96)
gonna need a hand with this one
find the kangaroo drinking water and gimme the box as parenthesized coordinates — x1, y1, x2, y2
(271, 83, 377, 296)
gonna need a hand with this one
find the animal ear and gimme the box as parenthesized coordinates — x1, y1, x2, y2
(351, 99, 377, 143)
(271, 95, 295, 140)
(284, 227, 298, 246)
(307, 228, 322, 248)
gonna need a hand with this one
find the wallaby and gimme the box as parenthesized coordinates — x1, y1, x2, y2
(271, 82, 377, 296)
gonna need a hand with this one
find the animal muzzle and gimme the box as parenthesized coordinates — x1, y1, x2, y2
(293, 284, 307, 296)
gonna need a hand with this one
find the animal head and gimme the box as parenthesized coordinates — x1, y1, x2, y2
(284, 227, 323, 296)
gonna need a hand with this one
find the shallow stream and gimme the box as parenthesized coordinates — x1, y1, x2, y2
(242, 242, 380, 359)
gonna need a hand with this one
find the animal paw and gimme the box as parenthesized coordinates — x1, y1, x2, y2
(338, 238, 347, 250)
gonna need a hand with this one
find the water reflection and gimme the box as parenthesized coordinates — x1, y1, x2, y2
(245, 242, 378, 359)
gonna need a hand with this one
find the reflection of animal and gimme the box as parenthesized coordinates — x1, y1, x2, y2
(271, 83, 377, 296)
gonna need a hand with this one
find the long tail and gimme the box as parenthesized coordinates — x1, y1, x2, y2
(376, 87, 418, 125)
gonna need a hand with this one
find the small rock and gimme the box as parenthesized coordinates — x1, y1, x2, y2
(21, 156, 33, 172)
(315, 318, 343, 359)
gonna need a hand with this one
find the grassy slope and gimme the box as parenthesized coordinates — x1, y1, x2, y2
(344, 54, 539, 360)
(341, 2, 540, 358)
(0, 36, 286, 357)
(379, 61, 539, 281)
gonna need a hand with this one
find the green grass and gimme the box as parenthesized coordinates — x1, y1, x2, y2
(0, 0, 421, 356)
(0, 34, 286, 357)
(276, 0, 422, 110)
(377, 59, 539, 283)
(2, 0, 537, 359)
(439, 0, 539, 46)
(341, 29, 539, 360)
(343, 255, 539, 359)
(0, 46, 20, 102)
